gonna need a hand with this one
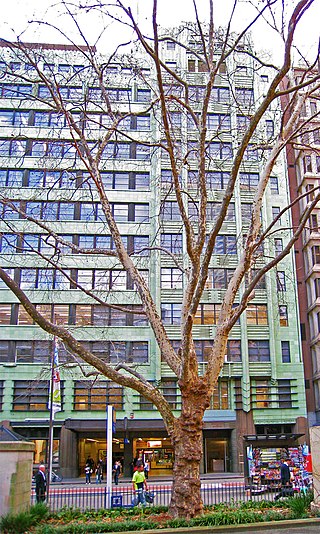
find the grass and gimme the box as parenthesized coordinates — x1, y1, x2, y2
(0, 503, 49, 534)
(0, 494, 316, 534)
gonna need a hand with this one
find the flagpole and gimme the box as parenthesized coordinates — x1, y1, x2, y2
(47, 337, 56, 497)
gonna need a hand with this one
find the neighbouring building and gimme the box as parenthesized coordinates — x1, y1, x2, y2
(286, 66, 320, 429)
(0, 27, 309, 478)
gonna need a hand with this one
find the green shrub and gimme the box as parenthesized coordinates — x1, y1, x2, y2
(264, 510, 287, 522)
(287, 492, 313, 519)
(35, 519, 160, 533)
(0, 503, 49, 534)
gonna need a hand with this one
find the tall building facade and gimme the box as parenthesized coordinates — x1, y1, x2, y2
(0, 30, 308, 477)
(286, 67, 320, 428)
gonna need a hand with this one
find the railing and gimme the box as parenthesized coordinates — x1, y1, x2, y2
(30, 482, 306, 512)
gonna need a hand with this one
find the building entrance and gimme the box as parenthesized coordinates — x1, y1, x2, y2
(78, 437, 124, 475)
(134, 437, 174, 476)
(205, 438, 229, 472)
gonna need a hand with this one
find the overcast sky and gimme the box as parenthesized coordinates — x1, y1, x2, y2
(0, 0, 319, 65)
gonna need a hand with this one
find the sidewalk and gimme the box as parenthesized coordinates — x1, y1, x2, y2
(57, 472, 244, 486)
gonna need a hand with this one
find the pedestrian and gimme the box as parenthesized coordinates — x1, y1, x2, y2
(35, 464, 47, 503)
(113, 460, 121, 485)
(274, 459, 293, 501)
(85, 462, 92, 484)
(86, 455, 94, 471)
(132, 463, 148, 506)
(144, 460, 150, 479)
(95, 462, 102, 484)
(280, 459, 291, 487)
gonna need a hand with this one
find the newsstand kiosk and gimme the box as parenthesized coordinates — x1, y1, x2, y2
(244, 433, 311, 493)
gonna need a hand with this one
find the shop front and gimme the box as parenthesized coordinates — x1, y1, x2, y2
(134, 437, 174, 475)
(244, 433, 311, 491)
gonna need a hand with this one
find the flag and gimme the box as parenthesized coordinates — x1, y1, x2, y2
(49, 340, 61, 418)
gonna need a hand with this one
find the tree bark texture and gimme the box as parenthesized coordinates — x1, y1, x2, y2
(168, 380, 208, 518)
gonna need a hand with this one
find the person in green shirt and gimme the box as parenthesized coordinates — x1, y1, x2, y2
(132, 463, 148, 505)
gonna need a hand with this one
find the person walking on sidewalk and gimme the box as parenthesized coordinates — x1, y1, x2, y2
(132, 463, 148, 506)
(35, 464, 47, 502)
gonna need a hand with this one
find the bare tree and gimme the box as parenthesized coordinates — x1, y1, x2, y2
(0, 0, 319, 518)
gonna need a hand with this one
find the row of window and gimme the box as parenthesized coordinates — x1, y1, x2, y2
(0, 302, 288, 328)
(0, 169, 150, 189)
(248, 379, 294, 409)
(0, 268, 148, 291)
(1, 200, 149, 223)
(0, 304, 148, 327)
(0, 109, 151, 131)
(0, 233, 149, 256)
(2, 109, 259, 134)
(0, 167, 279, 194)
(1, 61, 150, 77)
(0, 338, 292, 365)
(0, 139, 151, 160)
(0, 83, 152, 102)
(0, 340, 148, 365)
(0, 376, 295, 412)
(0, 264, 286, 294)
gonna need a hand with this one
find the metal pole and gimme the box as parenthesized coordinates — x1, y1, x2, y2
(106, 405, 113, 508)
(47, 337, 55, 496)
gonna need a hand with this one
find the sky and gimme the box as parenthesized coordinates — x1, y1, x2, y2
(0, 0, 319, 65)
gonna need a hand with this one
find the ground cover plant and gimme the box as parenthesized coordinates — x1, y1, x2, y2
(0, 492, 316, 534)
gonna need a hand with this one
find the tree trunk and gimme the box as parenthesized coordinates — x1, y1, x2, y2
(168, 389, 207, 518)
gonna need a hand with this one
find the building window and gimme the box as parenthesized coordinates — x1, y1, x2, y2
(160, 234, 183, 254)
(0, 304, 12, 324)
(239, 173, 259, 191)
(139, 392, 154, 410)
(274, 238, 283, 255)
(213, 235, 237, 255)
(235, 88, 254, 106)
(160, 201, 181, 221)
(310, 214, 318, 231)
(245, 269, 266, 290)
(276, 271, 286, 291)
(315, 278, 320, 298)
(74, 381, 123, 410)
(303, 155, 312, 173)
(266, 120, 274, 138)
(254, 380, 270, 408)
(207, 114, 231, 131)
(281, 341, 291, 363)
(270, 176, 279, 194)
(311, 246, 320, 266)
(194, 303, 221, 325)
(279, 305, 288, 326)
(161, 268, 183, 289)
(278, 379, 292, 408)
(161, 303, 182, 325)
(136, 89, 151, 102)
(246, 304, 268, 325)
(13, 381, 49, 411)
(226, 340, 241, 362)
(248, 340, 270, 362)
(211, 86, 230, 103)
(161, 378, 178, 409)
(16, 341, 51, 363)
(0, 381, 4, 410)
(209, 380, 229, 409)
(205, 268, 234, 289)
(194, 340, 213, 362)
(0, 341, 11, 362)
(0, 84, 32, 98)
(207, 142, 233, 159)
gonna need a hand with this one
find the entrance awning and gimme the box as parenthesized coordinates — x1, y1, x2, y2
(244, 433, 304, 442)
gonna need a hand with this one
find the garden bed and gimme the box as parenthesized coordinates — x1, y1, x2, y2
(0, 492, 317, 534)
